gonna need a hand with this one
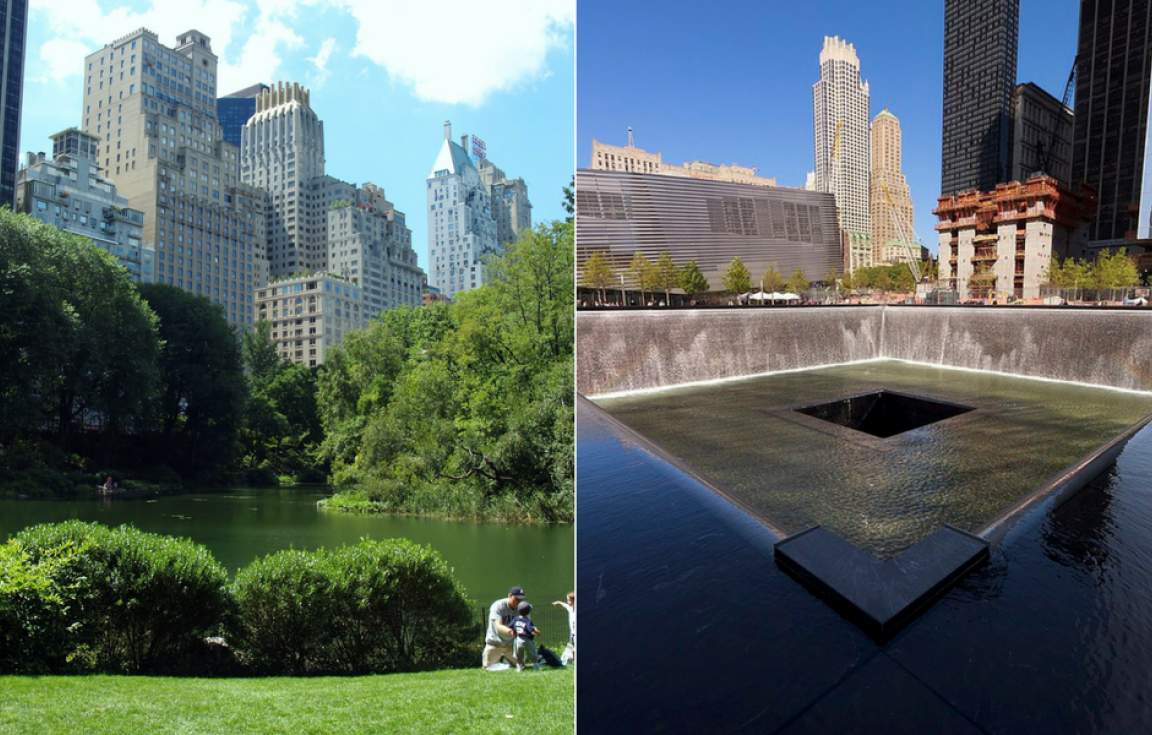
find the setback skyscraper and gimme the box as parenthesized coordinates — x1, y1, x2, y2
(0, 0, 29, 207)
(218, 82, 268, 147)
(1072, 0, 1152, 246)
(870, 109, 916, 266)
(81, 29, 268, 327)
(941, 0, 1019, 196)
(813, 35, 871, 271)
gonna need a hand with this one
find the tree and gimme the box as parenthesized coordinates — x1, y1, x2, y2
(761, 265, 785, 293)
(627, 252, 655, 305)
(1091, 248, 1140, 299)
(681, 261, 709, 299)
(786, 269, 809, 296)
(581, 250, 615, 303)
(823, 267, 841, 291)
(138, 284, 246, 475)
(242, 319, 285, 383)
(722, 257, 752, 299)
(562, 177, 574, 223)
(653, 251, 681, 304)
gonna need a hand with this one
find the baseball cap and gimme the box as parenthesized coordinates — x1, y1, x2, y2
(509, 586, 526, 598)
(518, 601, 533, 614)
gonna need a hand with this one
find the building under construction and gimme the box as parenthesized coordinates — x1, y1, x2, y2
(935, 175, 1096, 300)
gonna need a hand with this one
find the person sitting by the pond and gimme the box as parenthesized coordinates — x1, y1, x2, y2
(512, 601, 542, 671)
(103, 476, 113, 492)
(553, 591, 575, 665)
(483, 586, 527, 670)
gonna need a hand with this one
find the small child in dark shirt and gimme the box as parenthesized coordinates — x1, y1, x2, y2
(512, 601, 541, 671)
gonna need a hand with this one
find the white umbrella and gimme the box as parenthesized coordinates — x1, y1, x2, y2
(780, 292, 801, 301)
(747, 290, 771, 302)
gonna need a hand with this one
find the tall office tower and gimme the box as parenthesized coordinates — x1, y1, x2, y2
(870, 109, 916, 265)
(1009, 83, 1073, 185)
(1072, 0, 1152, 246)
(813, 35, 872, 271)
(81, 29, 269, 327)
(240, 81, 327, 277)
(478, 159, 532, 247)
(941, 0, 1019, 196)
(427, 121, 497, 300)
(0, 0, 29, 207)
(218, 83, 268, 147)
(327, 182, 425, 313)
(18, 128, 153, 283)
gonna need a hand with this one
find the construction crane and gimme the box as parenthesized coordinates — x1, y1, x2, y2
(882, 183, 923, 283)
(1037, 55, 1077, 179)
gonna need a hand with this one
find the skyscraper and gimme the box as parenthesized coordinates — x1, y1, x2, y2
(81, 29, 268, 327)
(813, 35, 871, 271)
(941, 0, 1019, 197)
(0, 0, 29, 207)
(218, 83, 268, 147)
(240, 81, 327, 277)
(870, 108, 916, 265)
(1072, 0, 1152, 246)
(478, 159, 532, 248)
(427, 121, 497, 300)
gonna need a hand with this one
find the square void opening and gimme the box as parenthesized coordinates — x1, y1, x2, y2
(794, 390, 974, 438)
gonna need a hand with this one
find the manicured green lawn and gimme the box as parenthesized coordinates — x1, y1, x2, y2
(0, 667, 573, 734)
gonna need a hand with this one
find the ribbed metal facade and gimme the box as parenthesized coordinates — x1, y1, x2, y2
(0, 0, 27, 208)
(576, 169, 842, 290)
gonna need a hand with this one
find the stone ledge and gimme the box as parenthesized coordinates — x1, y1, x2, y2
(774, 525, 989, 641)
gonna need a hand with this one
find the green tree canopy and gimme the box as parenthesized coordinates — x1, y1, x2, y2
(581, 250, 615, 303)
(761, 265, 785, 293)
(653, 251, 681, 304)
(786, 269, 810, 295)
(681, 261, 709, 297)
(722, 257, 752, 298)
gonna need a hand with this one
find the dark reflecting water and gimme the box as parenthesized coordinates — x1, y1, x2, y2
(0, 486, 574, 608)
(577, 398, 1152, 733)
(596, 361, 1152, 558)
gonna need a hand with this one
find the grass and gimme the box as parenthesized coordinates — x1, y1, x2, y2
(0, 667, 573, 734)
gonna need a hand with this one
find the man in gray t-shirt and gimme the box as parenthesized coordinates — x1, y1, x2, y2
(482, 586, 526, 669)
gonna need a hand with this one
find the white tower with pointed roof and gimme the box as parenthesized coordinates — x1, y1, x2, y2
(427, 121, 497, 299)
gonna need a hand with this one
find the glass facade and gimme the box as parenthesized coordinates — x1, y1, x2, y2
(0, 0, 28, 208)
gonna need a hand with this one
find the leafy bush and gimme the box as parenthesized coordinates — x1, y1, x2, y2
(14, 521, 230, 673)
(0, 538, 88, 673)
(244, 466, 279, 487)
(230, 539, 476, 675)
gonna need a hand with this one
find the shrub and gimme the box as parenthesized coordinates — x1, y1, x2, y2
(0, 538, 88, 674)
(244, 466, 279, 487)
(14, 521, 230, 673)
(229, 539, 476, 675)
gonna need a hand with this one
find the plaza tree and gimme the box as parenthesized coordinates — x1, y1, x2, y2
(761, 264, 785, 294)
(627, 252, 656, 305)
(581, 250, 615, 303)
(681, 261, 709, 299)
(786, 268, 809, 295)
(722, 256, 752, 300)
(653, 251, 681, 305)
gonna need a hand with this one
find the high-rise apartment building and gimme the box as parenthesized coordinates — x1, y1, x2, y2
(327, 182, 424, 313)
(218, 82, 268, 147)
(1072, 0, 1152, 246)
(1, 0, 29, 207)
(427, 121, 497, 300)
(870, 109, 916, 265)
(254, 272, 366, 367)
(941, 0, 1019, 196)
(478, 159, 532, 247)
(240, 82, 327, 277)
(590, 135, 777, 186)
(81, 29, 269, 327)
(813, 35, 872, 271)
(18, 128, 153, 283)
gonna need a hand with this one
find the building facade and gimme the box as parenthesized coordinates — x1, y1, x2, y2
(935, 175, 1096, 299)
(576, 168, 841, 293)
(870, 109, 917, 266)
(1009, 82, 1073, 185)
(218, 82, 267, 147)
(81, 28, 268, 327)
(254, 272, 366, 367)
(427, 121, 497, 300)
(813, 36, 871, 271)
(240, 81, 327, 277)
(1, 0, 28, 207)
(327, 182, 424, 313)
(478, 159, 532, 247)
(18, 128, 153, 283)
(941, 0, 1019, 197)
(1072, 0, 1152, 247)
(590, 135, 777, 186)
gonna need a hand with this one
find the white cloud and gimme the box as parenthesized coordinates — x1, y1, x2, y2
(306, 37, 337, 89)
(338, 0, 574, 106)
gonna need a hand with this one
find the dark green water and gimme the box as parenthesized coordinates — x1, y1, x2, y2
(598, 360, 1152, 558)
(0, 486, 574, 609)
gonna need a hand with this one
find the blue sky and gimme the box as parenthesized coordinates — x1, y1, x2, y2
(577, 0, 1079, 254)
(19, 0, 575, 271)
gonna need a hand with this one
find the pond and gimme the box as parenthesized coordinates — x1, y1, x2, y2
(0, 486, 574, 623)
